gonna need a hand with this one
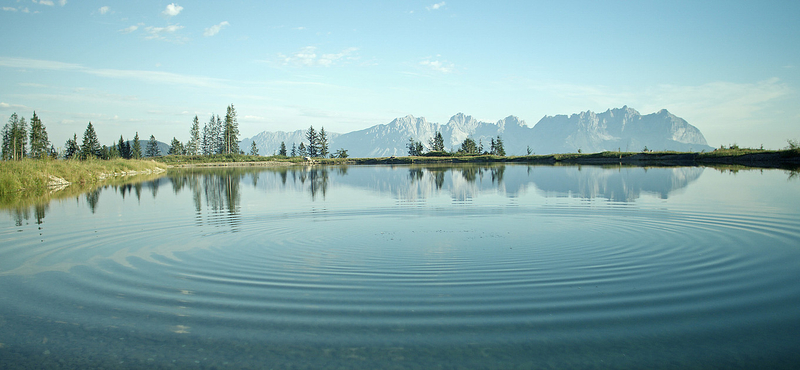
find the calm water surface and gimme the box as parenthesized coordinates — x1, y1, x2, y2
(1, 164, 799, 369)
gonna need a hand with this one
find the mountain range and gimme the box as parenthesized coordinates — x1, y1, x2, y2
(240, 106, 714, 157)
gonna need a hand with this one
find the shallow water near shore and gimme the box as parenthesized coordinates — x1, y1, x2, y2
(1, 164, 799, 369)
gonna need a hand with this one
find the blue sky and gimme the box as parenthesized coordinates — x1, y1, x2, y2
(1, 0, 798, 150)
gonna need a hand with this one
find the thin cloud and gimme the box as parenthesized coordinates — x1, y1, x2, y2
(98, 6, 110, 15)
(35, 0, 55, 6)
(420, 59, 454, 73)
(203, 21, 229, 37)
(145, 25, 185, 40)
(0, 57, 229, 89)
(120, 24, 140, 34)
(0, 102, 29, 110)
(59, 0, 67, 5)
(2, 7, 17, 12)
(279, 46, 359, 67)
(426, 2, 446, 11)
(162, 3, 183, 17)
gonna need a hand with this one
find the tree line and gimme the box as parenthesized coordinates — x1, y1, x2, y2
(1, 104, 245, 161)
(406, 132, 506, 156)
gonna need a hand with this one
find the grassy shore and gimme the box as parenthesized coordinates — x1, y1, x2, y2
(0, 158, 167, 196)
(305, 148, 800, 168)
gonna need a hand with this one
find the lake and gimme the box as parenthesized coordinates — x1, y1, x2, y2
(1, 164, 799, 369)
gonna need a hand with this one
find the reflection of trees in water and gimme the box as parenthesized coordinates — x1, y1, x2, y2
(6, 202, 50, 227)
(165, 169, 245, 231)
(85, 188, 101, 214)
(490, 166, 505, 184)
(287, 167, 330, 200)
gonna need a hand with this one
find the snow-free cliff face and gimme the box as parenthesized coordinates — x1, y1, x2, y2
(528, 106, 713, 154)
(240, 107, 714, 157)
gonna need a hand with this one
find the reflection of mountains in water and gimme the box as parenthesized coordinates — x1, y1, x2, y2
(528, 166, 705, 201)
(337, 165, 704, 202)
(277, 165, 705, 203)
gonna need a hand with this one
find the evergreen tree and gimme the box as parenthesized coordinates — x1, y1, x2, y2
(333, 148, 348, 158)
(80, 122, 100, 159)
(169, 137, 184, 155)
(146, 135, 160, 157)
(214, 115, 223, 154)
(429, 131, 445, 152)
(64, 134, 79, 159)
(118, 135, 130, 159)
(187, 115, 200, 155)
(407, 137, 424, 156)
(279, 141, 287, 156)
(290, 143, 297, 157)
(3, 114, 28, 160)
(305, 125, 318, 157)
(249, 141, 259, 156)
(202, 115, 213, 155)
(1, 113, 18, 160)
(493, 135, 505, 156)
(29, 112, 50, 159)
(131, 132, 142, 159)
(489, 136, 506, 156)
(222, 104, 240, 154)
(459, 137, 479, 155)
(298, 142, 308, 157)
(318, 127, 329, 158)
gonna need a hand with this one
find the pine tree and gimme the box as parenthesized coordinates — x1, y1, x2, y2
(64, 134, 79, 159)
(429, 131, 445, 152)
(493, 135, 505, 156)
(318, 127, 329, 158)
(146, 135, 160, 157)
(80, 122, 100, 159)
(459, 137, 478, 155)
(279, 141, 287, 156)
(1, 113, 17, 160)
(290, 143, 297, 157)
(131, 132, 142, 159)
(169, 137, 184, 155)
(222, 104, 239, 154)
(202, 115, 214, 155)
(3, 114, 28, 160)
(305, 126, 318, 157)
(118, 135, 130, 159)
(187, 115, 200, 155)
(333, 148, 348, 158)
(407, 137, 425, 156)
(298, 142, 308, 157)
(28, 112, 50, 159)
(249, 141, 259, 156)
(214, 115, 223, 154)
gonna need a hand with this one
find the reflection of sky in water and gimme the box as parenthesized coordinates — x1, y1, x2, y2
(0, 165, 799, 369)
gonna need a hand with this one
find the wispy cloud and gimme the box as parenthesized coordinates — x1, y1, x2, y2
(98, 6, 110, 15)
(58, 0, 66, 6)
(2, 7, 17, 12)
(120, 24, 141, 34)
(420, 59, 454, 73)
(0, 102, 29, 110)
(162, 3, 183, 17)
(145, 25, 185, 40)
(203, 21, 229, 37)
(426, 2, 446, 11)
(278, 46, 359, 67)
(0, 57, 229, 89)
(34, 0, 55, 6)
